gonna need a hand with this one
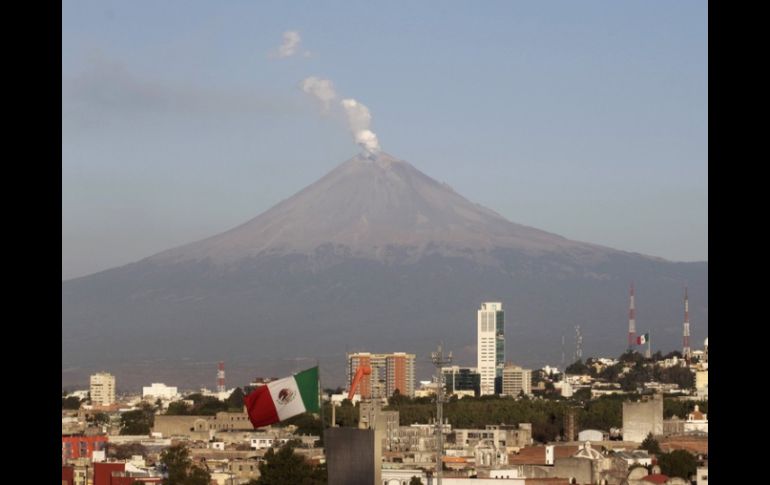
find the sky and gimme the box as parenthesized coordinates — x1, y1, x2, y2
(62, 1, 707, 280)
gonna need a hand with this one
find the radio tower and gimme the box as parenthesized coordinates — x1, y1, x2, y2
(627, 283, 636, 352)
(431, 343, 452, 485)
(217, 361, 226, 393)
(574, 325, 583, 362)
(683, 287, 691, 361)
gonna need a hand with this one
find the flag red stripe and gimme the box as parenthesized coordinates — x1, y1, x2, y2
(244, 385, 279, 428)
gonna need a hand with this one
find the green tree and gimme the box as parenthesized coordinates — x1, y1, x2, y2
(639, 433, 661, 454)
(571, 387, 592, 402)
(159, 443, 212, 485)
(165, 401, 192, 415)
(120, 403, 155, 435)
(658, 366, 695, 389)
(107, 442, 148, 460)
(565, 359, 590, 375)
(254, 442, 326, 484)
(226, 387, 246, 411)
(388, 388, 411, 406)
(62, 396, 82, 409)
(657, 449, 697, 479)
(88, 412, 110, 426)
(409, 476, 424, 485)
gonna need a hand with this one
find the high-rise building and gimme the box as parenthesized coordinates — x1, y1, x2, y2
(501, 364, 532, 397)
(90, 372, 115, 406)
(442, 366, 481, 397)
(477, 302, 505, 395)
(348, 352, 415, 399)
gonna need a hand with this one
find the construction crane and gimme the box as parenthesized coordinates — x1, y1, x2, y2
(330, 364, 372, 428)
(348, 365, 372, 400)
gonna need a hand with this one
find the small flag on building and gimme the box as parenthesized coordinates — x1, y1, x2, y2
(637, 333, 649, 345)
(244, 366, 319, 428)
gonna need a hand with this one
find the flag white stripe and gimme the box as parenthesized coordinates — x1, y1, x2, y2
(266, 375, 307, 421)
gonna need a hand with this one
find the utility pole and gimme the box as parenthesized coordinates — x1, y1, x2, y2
(431, 343, 452, 485)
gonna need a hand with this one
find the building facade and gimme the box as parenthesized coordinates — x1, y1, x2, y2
(443, 366, 481, 397)
(347, 352, 415, 399)
(477, 302, 505, 396)
(90, 372, 115, 406)
(142, 383, 178, 400)
(501, 364, 532, 397)
(622, 393, 664, 442)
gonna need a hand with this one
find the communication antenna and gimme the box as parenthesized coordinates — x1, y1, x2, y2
(431, 343, 452, 485)
(574, 325, 583, 362)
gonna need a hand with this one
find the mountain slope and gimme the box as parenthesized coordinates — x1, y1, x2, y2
(62, 153, 707, 389)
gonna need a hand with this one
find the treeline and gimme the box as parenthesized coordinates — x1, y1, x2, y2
(381, 394, 708, 443)
(165, 388, 245, 415)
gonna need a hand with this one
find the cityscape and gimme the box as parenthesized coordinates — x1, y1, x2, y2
(63, 297, 708, 485)
(62, 2, 707, 484)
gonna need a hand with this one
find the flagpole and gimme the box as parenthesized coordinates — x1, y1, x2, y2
(317, 359, 326, 430)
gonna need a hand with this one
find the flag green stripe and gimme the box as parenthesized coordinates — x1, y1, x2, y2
(294, 366, 319, 413)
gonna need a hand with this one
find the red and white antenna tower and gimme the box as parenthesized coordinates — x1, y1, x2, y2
(683, 287, 691, 360)
(628, 282, 636, 351)
(217, 361, 226, 393)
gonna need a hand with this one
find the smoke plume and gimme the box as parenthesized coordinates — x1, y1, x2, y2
(341, 99, 381, 155)
(301, 76, 337, 111)
(301, 76, 382, 156)
(272, 31, 302, 58)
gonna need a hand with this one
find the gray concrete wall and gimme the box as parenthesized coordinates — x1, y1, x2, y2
(326, 427, 377, 485)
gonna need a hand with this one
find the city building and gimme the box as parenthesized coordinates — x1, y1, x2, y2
(622, 393, 664, 442)
(684, 405, 708, 434)
(695, 370, 708, 399)
(502, 364, 532, 397)
(141, 383, 178, 400)
(477, 302, 505, 396)
(347, 352, 415, 398)
(62, 435, 108, 462)
(442, 366, 480, 397)
(90, 372, 115, 407)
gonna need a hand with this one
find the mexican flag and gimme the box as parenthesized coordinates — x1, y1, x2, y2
(244, 366, 319, 428)
(637, 333, 649, 345)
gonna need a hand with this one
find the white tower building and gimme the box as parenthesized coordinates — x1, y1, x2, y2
(477, 302, 504, 396)
(90, 372, 116, 406)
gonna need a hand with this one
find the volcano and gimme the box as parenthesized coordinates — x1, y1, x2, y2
(62, 153, 707, 388)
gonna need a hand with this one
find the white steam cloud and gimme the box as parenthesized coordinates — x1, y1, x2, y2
(301, 76, 337, 111)
(301, 76, 382, 156)
(341, 98, 381, 155)
(272, 31, 303, 58)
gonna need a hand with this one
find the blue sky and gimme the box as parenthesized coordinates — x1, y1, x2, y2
(63, 1, 707, 279)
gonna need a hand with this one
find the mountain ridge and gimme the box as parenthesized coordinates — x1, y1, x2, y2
(62, 152, 706, 388)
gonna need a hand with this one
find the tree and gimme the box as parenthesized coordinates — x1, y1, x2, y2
(639, 433, 661, 454)
(107, 442, 147, 460)
(159, 443, 212, 485)
(226, 387, 246, 411)
(160, 444, 192, 485)
(565, 359, 590, 375)
(120, 403, 155, 435)
(165, 401, 192, 415)
(388, 389, 411, 406)
(62, 396, 82, 409)
(657, 449, 697, 479)
(88, 412, 110, 426)
(571, 387, 592, 402)
(658, 366, 695, 389)
(254, 442, 326, 484)
(409, 476, 424, 485)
